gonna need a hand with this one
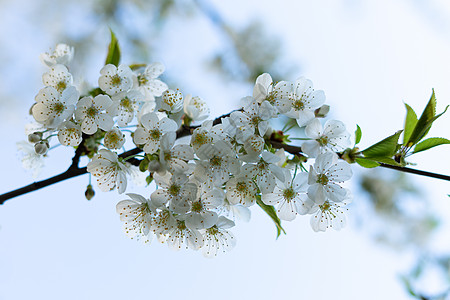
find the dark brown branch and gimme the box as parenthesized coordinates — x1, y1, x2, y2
(378, 163, 450, 181)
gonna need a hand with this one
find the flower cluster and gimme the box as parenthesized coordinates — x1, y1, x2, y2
(19, 43, 355, 256)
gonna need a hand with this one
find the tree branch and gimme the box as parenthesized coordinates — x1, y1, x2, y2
(2, 111, 449, 204)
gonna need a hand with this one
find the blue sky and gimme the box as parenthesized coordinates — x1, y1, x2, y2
(1, 1, 450, 299)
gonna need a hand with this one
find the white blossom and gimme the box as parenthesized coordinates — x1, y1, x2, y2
(104, 127, 125, 150)
(195, 141, 240, 186)
(108, 90, 144, 126)
(116, 193, 156, 243)
(253, 73, 291, 106)
(87, 149, 129, 193)
(185, 188, 224, 230)
(302, 118, 351, 158)
(16, 141, 44, 178)
(190, 121, 216, 151)
(40, 44, 74, 67)
(231, 97, 274, 141)
(32, 86, 79, 128)
(220, 198, 251, 222)
(309, 195, 351, 232)
(225, 175, 257, 207)
(166, 219, 204, 250)
(183, 94, 210, 121)
(57, 121, 82, 146)
(133, 112, 178, 154)
(98, 64, 134, 95)
(308, 152, 352, 204)
(159, 132, 194, 174)
(161, 89, 183, 114)
(151, 172, 197, 214)
(201, 217, 236, 257)
(241, 151, 284, 194)
(277, 77, 325, 127)
(136, 62, 168, 102)
(261, 170, 310, 221)
(42, 64, 73, 94)
(75, 95, 114, 134)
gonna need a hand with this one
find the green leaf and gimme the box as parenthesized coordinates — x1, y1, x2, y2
(355, 157, 380, 168)
(362, 130, 402, 158)
(105, 30, 121, 67)
(402, 103, 418, 145)
(354, 124, 362, 145)
(412, 137, 450, 154)
(408, 89, 437, 145)
(256, 196, 286, 238)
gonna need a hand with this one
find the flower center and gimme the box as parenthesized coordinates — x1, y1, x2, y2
(168, 184, 180, 196)
(149, 129, 161, 140)
(210, 156, 222, 167)
(56, 81, 67, 92)
(164, 152, 172, 161)
(265, 92, 276, 104)
(52, 102, 66, 115)
(236, 182, 247, 192)
(111, 74, 122, 86)
(106, 132, 120, 145)
(191, 201, 203, 213)
(283, 188, 296, 202)
(317, 174, 329, 185)
(120, 97, 133, 111)
(207, 225, 219, 235)
(292, 99, 304, 110)
(176, 220, 186, 230)
(251, 116, 261, 127)
(86, 106, 98, 118)
(320, 201, 331, 211)
(257, 160, 268, 171)
(317, 136, 328, 146)
(192, 132, 210, 147)
(138, 75, 148, 86)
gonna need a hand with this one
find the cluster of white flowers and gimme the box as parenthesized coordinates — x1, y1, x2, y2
(19, 43, 355, 257)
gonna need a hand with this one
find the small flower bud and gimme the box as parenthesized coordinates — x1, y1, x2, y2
(139, 157, 150, 172)
(85, 184, 95, 200)
(34, 141, 49, 155)
(148, 160, 162, 172)
(315, 105, 330, 118)
(28, 132, 43, 143)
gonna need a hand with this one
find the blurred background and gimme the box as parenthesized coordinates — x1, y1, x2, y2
(1, 0, 450, 299)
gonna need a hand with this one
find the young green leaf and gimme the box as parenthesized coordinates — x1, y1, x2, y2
(355, 124, 362, 145)
(105, 29, 121, 67)
(412, 137, 450, 154)
(256, 196, 286, 238)
(402, 103, 418, 146)
(409, 104, 448, 148)
(355, 157, 380, 168)
(362, 130, 402, 158)
(407, 89, 436, 145)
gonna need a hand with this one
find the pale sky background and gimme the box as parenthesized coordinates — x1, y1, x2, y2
(1, 0, 450, 299)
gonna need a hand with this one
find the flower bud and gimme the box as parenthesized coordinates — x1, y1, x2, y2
(148, 160, 162, 172)
(28, 132, 43, 143)
(315, 105, 330, 118)
(34, 141, 49, 155)
(139, 157, 150, 172)
(85, 184, 95, 200)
